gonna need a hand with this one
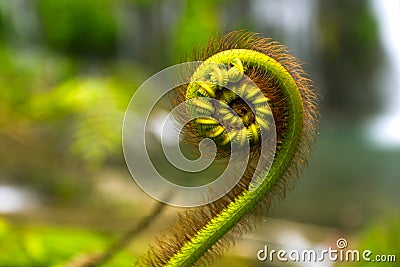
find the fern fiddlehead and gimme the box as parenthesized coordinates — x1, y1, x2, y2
(136, 31, 318, 266)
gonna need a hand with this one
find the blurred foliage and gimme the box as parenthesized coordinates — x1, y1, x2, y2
(0, 43, 139, 204)
(172, 0, 220, 60)
(337, 214, 400, 267)
(0, 217, 133, 267)
(318, 0, 381, 116)
(30, 77, 133, 166)
(130, 0, 160, 8)
(36, 0, 117, 56)
(0, 46, 34, 109)
(355, 215, 400, 266)
(0, 7, 3, 40)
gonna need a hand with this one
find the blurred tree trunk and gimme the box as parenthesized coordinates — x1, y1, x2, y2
(316, 0, 383, 118)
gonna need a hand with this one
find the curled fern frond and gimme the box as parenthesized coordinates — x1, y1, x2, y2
(136, 30, 319, 267)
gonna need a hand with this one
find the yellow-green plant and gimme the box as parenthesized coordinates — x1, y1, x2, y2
(137, 31, 318, 266)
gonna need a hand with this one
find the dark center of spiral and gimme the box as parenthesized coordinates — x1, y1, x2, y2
(186, 59, 273, 148)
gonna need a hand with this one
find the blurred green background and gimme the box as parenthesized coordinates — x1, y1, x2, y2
(0, 0, 399, 266)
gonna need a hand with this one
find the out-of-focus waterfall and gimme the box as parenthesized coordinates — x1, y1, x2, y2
(369, 0, 400, 147)
(250, 0, 317, 60)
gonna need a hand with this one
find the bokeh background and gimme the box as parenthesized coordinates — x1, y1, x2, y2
(0, 0, 399, 266)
